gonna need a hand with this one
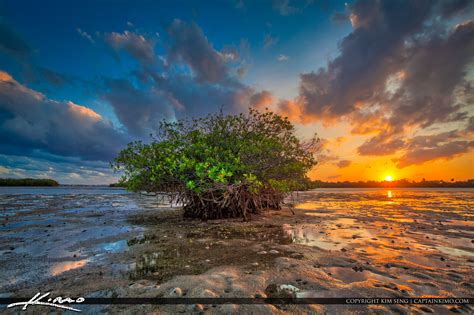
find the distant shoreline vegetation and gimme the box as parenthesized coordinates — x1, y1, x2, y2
(0, 178, 59, 187)
(110, 179, 474, 189)
(109, 182, 127, 188)
(310, 179, 474, 188)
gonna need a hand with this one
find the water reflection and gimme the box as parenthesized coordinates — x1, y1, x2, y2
(98, 240, 128, 253)
(283, 218, 372, 251)
(289, 188, 474, 296)
(50, 259, 88, 276)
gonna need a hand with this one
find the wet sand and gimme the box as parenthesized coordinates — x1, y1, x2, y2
(1, 188, 473, 314)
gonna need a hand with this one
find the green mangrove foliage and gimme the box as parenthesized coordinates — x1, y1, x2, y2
(112, 109, 318, 219)
(0, 178, 59, 186)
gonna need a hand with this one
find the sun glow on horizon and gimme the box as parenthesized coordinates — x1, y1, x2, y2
(384, 175, 393, 182)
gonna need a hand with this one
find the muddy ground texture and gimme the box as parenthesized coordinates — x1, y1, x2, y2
(1, 189, 473, 314)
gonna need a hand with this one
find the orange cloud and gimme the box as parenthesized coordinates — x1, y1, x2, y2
(349, 110, 389, 135)
(0, 71, 12, 81)
(277, 99, 318, 124)
(250, 90, 274, 110)
(66, 101, 102, 122)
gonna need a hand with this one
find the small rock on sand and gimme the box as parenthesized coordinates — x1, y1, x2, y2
(193, 304, 204, 311)
(257, 251, 267, 255)
(269, 249, 279, 254)
(170, 287, 183, 297)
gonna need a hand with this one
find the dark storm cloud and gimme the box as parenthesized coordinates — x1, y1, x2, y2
(0, 20, 31, 58)
(0, 71, 129, 161)
(167, 20, 229, 83)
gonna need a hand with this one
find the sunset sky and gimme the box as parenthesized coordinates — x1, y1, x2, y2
(0, 0, 473, 184)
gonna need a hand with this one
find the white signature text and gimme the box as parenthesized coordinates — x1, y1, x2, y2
(7, 292, 85, 312)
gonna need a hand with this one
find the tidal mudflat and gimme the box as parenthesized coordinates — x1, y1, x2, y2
(1, 187, 473, 314)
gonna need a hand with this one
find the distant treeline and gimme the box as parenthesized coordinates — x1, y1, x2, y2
(0, 178, 59, 186)
(109, 182, 127, 188)
(310, 179, 474, 188)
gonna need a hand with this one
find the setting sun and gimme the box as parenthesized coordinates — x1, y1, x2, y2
(384, 175, 393, 182)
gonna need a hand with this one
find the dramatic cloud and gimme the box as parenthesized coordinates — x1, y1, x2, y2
(101, 78, 174, 137)
(0, 71, 129, 161)
(105, 30, 156, 66)
(395, 130, 474, 168)
(2, 2, 471, 183)
(100, 22, 268, 137)
(277, 0, 474, 162)
(167, 20, 229, 83)
(295, 0, 434, 120)
(102, 74, 267, 137)
(349, 110, 389, 135)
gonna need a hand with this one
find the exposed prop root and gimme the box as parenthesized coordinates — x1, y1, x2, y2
(179, 185, 284, 220)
